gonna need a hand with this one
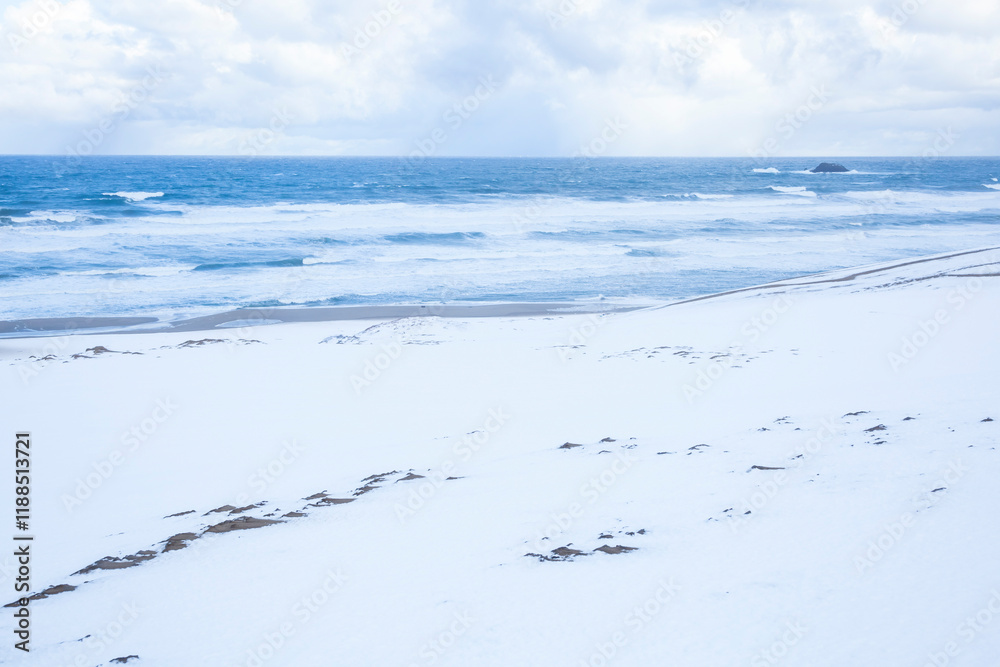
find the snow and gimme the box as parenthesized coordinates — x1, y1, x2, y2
(2, 247, 999, 666)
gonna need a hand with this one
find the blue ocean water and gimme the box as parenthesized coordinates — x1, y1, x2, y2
(1, 156, 998, 322)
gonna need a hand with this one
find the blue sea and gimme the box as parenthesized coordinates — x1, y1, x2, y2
(1, 156, 998, 322)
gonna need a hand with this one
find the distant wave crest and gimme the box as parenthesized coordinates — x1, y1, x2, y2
(193, 258, 305, 271)
(768, 186, 817, 197)
(626, 248, 671, 257)
(104, 191, 164, 202)
(687, 193, 734, 200)
(383, 231, 486, 245)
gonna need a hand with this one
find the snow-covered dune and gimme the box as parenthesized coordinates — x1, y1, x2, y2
(3, 247, 999, 667)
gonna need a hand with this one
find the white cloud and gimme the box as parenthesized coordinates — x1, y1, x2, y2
(0, 0, 996, 155)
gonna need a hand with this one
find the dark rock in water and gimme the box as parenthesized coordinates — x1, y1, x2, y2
(811, 162, 849, 173)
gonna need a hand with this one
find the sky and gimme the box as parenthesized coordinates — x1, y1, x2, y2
(0, 0, 998, 157)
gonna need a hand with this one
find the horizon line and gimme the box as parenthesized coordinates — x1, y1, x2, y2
(1, 154, 998, 159)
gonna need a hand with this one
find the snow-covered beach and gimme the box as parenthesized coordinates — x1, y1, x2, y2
(3, 246, 999, 666)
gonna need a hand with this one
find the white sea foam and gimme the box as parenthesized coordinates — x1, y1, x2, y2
(60, 266, 193, 278)
(842, 189, 1000, 205)
(768, 186, 817, 197)
(688, 193, 735, 200)
(10, 211, 78, 224)
(104, 191, 165, 201)
(753, 167, 780, 174)
(984, 183, 1000, 190)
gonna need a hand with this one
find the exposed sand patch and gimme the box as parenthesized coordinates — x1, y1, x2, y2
(205, 517, 282, 534)
(163, 533, 199, 552)
(2, 584, 77, 608)
(75, 551, 158, 575)
(593, 545, 638, 555)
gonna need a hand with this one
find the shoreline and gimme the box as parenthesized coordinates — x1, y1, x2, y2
(3, 245, 997, 340)
(0, 301, 649, 339)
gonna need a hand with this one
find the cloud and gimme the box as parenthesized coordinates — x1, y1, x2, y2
(0, 0, 997, 155)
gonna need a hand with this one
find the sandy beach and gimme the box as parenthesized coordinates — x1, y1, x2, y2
(1, 246, 998, 665)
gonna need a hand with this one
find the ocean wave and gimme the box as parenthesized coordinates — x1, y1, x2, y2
(383, 231, 486, 245)
(58, 266, 192, 278)
(840, 189, 968, 204)
(768, 186, 817, 197)
(0, 208, 31, 218)
(192, 258, 306, 271)
(984, 183, 1000, 190)
(687, 193, 734, 200)
(302, 257, 356, 266)
(10, 211, 79, 224)
(309, 236, 351, 246)
(103, 191, 165, 202)
(753, 168, 780, 174)
(531, 229, 662, 241)
(625, 248, 672, 257)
